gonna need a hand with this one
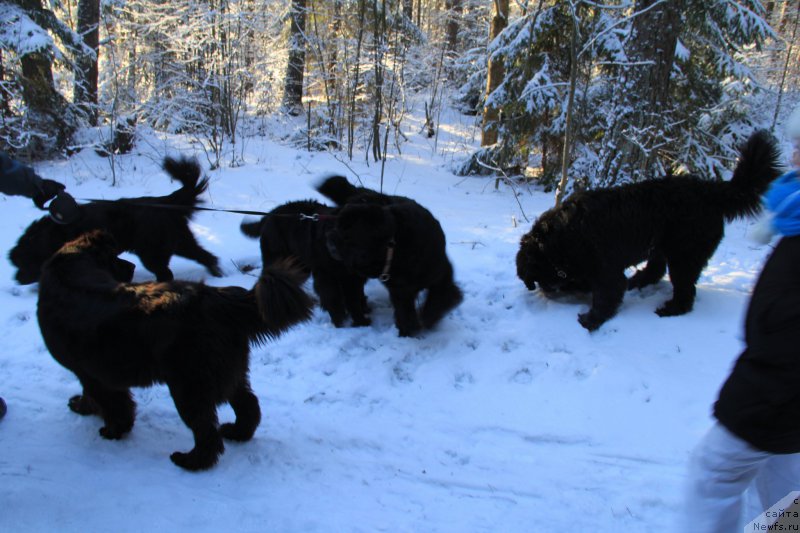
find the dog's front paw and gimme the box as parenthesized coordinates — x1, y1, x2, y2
(351, 315, 372, 327)
(170, 447, 222, 471)
(577, 312, 603, 331)
(396, 323, 421, 338)
(68, 394, 100, 415)
(220, 422, 255, 442)
(655, 300, 692, 317)
(395, 316, 422, 337)
(99, 424, 130, 440)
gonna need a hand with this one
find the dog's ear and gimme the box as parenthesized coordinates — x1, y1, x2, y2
(515, 246, 537, 290)
(528, 224, 547, 251)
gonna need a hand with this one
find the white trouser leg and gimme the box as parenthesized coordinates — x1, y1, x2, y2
(682, 423, 773, 533)
(750, 452, 800, 520)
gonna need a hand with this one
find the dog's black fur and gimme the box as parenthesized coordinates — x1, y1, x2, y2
(36, 230, 312, 471)
(516, 130, 784, 331)
(240, 200, 370, 327)
(9, 157, 222, 284)
(318, 176, 463, 337)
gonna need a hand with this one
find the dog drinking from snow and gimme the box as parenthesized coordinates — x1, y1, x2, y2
(9, 157, 222, 284)
(240, 200, 371, 328)
(36, 230, 312, 470)
(516, 129, 783, 331)
(317, 176, 463, 337)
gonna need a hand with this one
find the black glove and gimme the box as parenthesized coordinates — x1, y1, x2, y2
(48, 191, 80, 224)
(33, 179, 66, 209)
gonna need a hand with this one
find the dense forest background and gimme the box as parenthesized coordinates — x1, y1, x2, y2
(1, 0, 799, 194)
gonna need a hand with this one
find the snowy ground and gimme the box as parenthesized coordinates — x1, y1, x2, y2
(0, 110, 784, 532)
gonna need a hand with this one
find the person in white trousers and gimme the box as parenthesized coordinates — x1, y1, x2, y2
(682, 116, 800, 532)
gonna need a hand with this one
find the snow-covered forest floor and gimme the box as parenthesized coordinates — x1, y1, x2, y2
(0, 107, 783, 532)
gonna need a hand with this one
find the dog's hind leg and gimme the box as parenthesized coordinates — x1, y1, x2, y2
(174, 230, 223, 277)
(313, 270, 349, 327)
(628, 250, 667, 290)
(657, 273, 697, 317)
(657, 256, 705, 317)
(578, 270, 628, 331)
(72, 375, 136, 439)
(342, 275, 371, 327)
(168, 383, 224, 471)
(138, 250, 175, 281)
(657, 231, 722, 317)
(388, 285, 422, 337)
(420, 266, 463, 330)
(220, 380, 261, 442)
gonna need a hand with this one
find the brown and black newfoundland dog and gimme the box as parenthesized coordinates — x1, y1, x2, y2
(37, 230, 312, 471)
(10, 157, 222, 284)
(317, 176, 463, 337)
(240, 200, 370, 328)
(516, 129, 783, 331)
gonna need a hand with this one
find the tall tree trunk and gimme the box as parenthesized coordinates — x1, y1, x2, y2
(327, 0, 343, 137)
(283, 0, 307, 116)
(601, 0, 685, 184)
(370, 0, 385, 162)
(74, 0, 100, 126)
(445, 0, 462, 52)
(19, 50, 72, 157)
(0, 50, 10, 117)
(10, 0, 75, 156)
(772, 3, 800, 128)
(481, 0, 508, 147)
(347, 0, 367, 159)
(555, 5, 579, 207)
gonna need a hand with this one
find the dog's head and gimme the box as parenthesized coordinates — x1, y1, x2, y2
(50, 230, 136, 283)
(516, 209, 590, 294)
(9, 216, 77, 284)
(326, 204, 396, 279)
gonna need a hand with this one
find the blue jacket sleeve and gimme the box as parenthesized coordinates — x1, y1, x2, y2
(0, 151, 44, 198)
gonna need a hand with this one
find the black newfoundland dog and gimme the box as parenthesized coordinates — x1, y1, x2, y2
(240, 200, 370, 328)
(516, 129, 783, 331)
(10, 157, 222, 284)
(317, 176, 463, 337)
(37, 230, 312, 471)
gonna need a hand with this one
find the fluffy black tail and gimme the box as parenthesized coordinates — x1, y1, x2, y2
(240, 218, 265, 239)
(251, 259, 313, 342)
(162, 156, 210, 209)
(316, 175, 361, 205)
(722, 129, 784, 222)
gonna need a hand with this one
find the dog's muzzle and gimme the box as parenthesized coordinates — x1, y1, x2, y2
(14, 269, 40, 285)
